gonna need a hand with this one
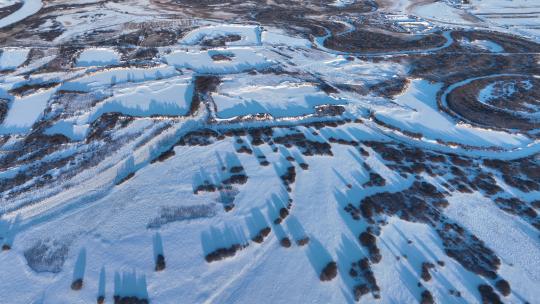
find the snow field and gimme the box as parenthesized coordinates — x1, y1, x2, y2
(164, 47, 273, 74)
(373, 79, 532, 149)
(0, 48, 29, 71)
(76, 48, 121, 67)
(213, 80, 345, 119)
(180, 24, 261, 46)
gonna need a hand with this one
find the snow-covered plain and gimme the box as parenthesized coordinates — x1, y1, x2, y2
(213, 80, 344, 118)
(0, 87, 57, 133)
(164, 47, 273, 74)
(76, 48, 120, 67)
(179, 24, 262, 46)
(0, 2, 539, 304)
(467, 0, 540, 41)
(0, 48, 29, 70)
(374, 79, 531, 149)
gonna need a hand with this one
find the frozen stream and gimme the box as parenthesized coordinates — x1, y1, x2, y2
(0, 0, 42, 28)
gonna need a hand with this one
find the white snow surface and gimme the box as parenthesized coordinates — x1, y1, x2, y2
(446, 193, 540, 303)
(76, 48, 121, 67)
(261, 29, 312, 48)
(459, 38, 504, 53)
(0, 0, 20, 8)
(164, 47, 273, 74)
(1, 6, 540, 303)
(213, 78, 344, 118)
(0, 87, 57, 134)
(412, 1, 474, 25)
(86, 77, 194, 122)
(180, 24, 261, 46)
(468, 0, 540, 41)
(374, 79, 531, 149)
(61, 65, 180, 91)
(0, 48, 29, 70)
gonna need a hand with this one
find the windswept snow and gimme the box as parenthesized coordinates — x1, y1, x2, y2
(76, 48, 120, 67)
(0, 0, 20, 8)
(468, 0, 540, 41)
(45, 120, 90, 141)
(1, 2, 539, 304)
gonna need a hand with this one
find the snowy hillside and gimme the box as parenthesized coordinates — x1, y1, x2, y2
(0, 0, 539, 303)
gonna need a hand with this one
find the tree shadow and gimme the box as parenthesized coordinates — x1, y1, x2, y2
(114, 270, 148, 301)
(306, 236, 333, 276)
(153, 232, 164, 260)
(0, 214, 21, 249)
(192, 167, 217, 193)
(336, 234, 365, 304)
(73, 248, 86, 282)
(245, 208, 268, 239)
(200, 224, 247, 255)
(285, 215, 307, 241)
(98, 266, 106, 299)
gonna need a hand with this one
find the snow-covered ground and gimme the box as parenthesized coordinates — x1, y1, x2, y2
(458, 38, 504, 53)
(0, 2, 539, 304)
(0, 0, 20, 8)
(61, 66, 180, 91)
(0, 48, 29, 71)
(213, 79, 344, 118)
(0, 87, 57, 134)
(411, 1, 475, 26)
(76, 48, 120, 67)
(261, 28, 312, 48)
(179, 24, 262, 46)
(468, 0, 540, 41)
(446, 193, 540, 303)
(164, 47, 274, 74)
(373, 79, 531, 149)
